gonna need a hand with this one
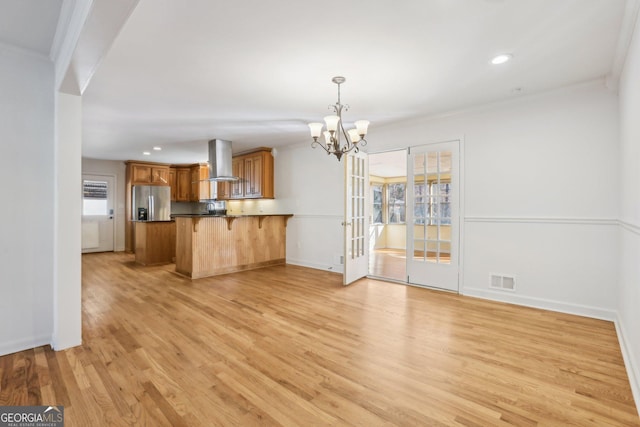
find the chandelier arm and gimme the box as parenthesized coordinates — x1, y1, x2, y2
(311, 140, 330, 154)
(338, 120, 353, 152)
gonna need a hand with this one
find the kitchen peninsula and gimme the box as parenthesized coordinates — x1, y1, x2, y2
(174, 214, 293, 279)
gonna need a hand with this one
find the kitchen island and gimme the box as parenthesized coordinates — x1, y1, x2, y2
(134, 220, 176, 265)
(173, 214, 293, 279)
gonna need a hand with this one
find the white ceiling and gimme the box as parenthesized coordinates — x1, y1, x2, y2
(370, 150, 408, 178)
(0, 1, 630, 165)
(0, 0, 62, 56)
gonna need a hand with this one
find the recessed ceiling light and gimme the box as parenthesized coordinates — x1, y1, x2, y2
(153, 146, 162, 151)
(143, 151, 151, 156)
(491, 54, 512, 65)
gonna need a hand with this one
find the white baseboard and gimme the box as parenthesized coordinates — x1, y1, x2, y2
(51, 335, 82, 351)
(286, 258, 343, 274)
(615, 315, 640, 416)
(461, 286, 617, 321)
(0, 334, 51, 357)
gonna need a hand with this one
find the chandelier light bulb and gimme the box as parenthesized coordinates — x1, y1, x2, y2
(308, 122, 323, 139)
(323, 131, 333, 149)
(347, 128, 361, 143)
(354, 120, 370, 137)
(324, 115, 340, 132)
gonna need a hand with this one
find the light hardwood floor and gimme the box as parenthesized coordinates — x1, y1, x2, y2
(369, 248, 407, 281)
(1, 252, 638, 426)
(369, 249, 451, 282)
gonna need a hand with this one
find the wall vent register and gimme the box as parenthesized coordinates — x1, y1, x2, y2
(490, 274, 516, 291)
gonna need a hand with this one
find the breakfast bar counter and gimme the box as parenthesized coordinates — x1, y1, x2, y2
(173, 214, 293, 279)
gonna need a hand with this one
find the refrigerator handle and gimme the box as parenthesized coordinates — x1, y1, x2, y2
(149, 195, 154, 221)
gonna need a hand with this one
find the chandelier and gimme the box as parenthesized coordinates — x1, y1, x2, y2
(308, 76, 369, 161)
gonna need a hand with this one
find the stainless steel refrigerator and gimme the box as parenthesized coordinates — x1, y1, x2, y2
(132, 185, 171, 221)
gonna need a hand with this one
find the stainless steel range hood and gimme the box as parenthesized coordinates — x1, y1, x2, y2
(208, 139, 239, 181)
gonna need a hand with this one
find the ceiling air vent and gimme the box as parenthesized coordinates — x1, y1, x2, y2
(490, 274, 516, 291)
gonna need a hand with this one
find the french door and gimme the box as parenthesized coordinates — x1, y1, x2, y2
(82, 174, 115, 253)
(406, 141, 460, 291)
(343, 150, 369, 285)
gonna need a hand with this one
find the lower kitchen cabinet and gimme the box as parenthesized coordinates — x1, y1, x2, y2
(134, 221, 176, 265)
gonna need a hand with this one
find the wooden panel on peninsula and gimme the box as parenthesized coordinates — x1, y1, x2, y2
(175, 214, 293, 279)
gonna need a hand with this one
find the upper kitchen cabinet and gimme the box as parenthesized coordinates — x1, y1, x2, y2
(190, 164, 215, 201)
(128, 162, 170, 186)
(227, 157, 244, 199)
(169, 168, 177, 201)
(175, 167, 191, 202)
(243, 151, 272, 198)
(221, 148, 274, 200)
(216, 180, 229, 200)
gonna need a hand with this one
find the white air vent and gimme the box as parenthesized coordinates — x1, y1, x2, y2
(490, 274, 516, 291)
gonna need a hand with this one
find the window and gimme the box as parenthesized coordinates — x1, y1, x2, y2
(414, 183, 427, 225)
(430, 182, 451, 225)
(372, 184, 383, 224)
(83, 180, 108, 215)
(387, 183, 406, 223)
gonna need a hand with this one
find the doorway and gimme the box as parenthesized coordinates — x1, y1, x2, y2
(406, 141, 460, 292)
(81, 174, 115, 253)
(368, 149, 408, 282)
(368, 140, 461, 292)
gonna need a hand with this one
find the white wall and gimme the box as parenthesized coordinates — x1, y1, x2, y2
(385, 224, 407, 249)
(0, 47, 56, 355)
(53, 93, 82, 350)
(82, 157, 127, 251)
(278, 81, 620, 319)
(617, 6, 640, 409)
(369, 81, 620, 319)
(257, 144, 346, 272)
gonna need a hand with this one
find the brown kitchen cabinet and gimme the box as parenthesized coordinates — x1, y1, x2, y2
(128, 162, 170, 186)
(235, 148, 274, 199)
(169, 168, 176, 201)
(216, 181, 229, 199)
(125, 161, 172, 252)
(134, 221, 176, 265)
(190, 164, 214, 201)
(215, 148, 274, 200)
(243, 153, 264, 198)
(175, 167, 191, 201)
(227, 157, 244, 199)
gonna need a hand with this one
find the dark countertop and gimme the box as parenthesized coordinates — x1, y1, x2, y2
(171, 214, 293, 218)
(132, 220, 175, 223)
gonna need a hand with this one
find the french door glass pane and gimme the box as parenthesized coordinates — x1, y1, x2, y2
(349, 156, 366, 259)
(412, 151, 452, 264)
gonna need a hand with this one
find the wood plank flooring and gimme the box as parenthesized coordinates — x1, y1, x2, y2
(1, 252, 638, 426)
(369, 248, 406, 281)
